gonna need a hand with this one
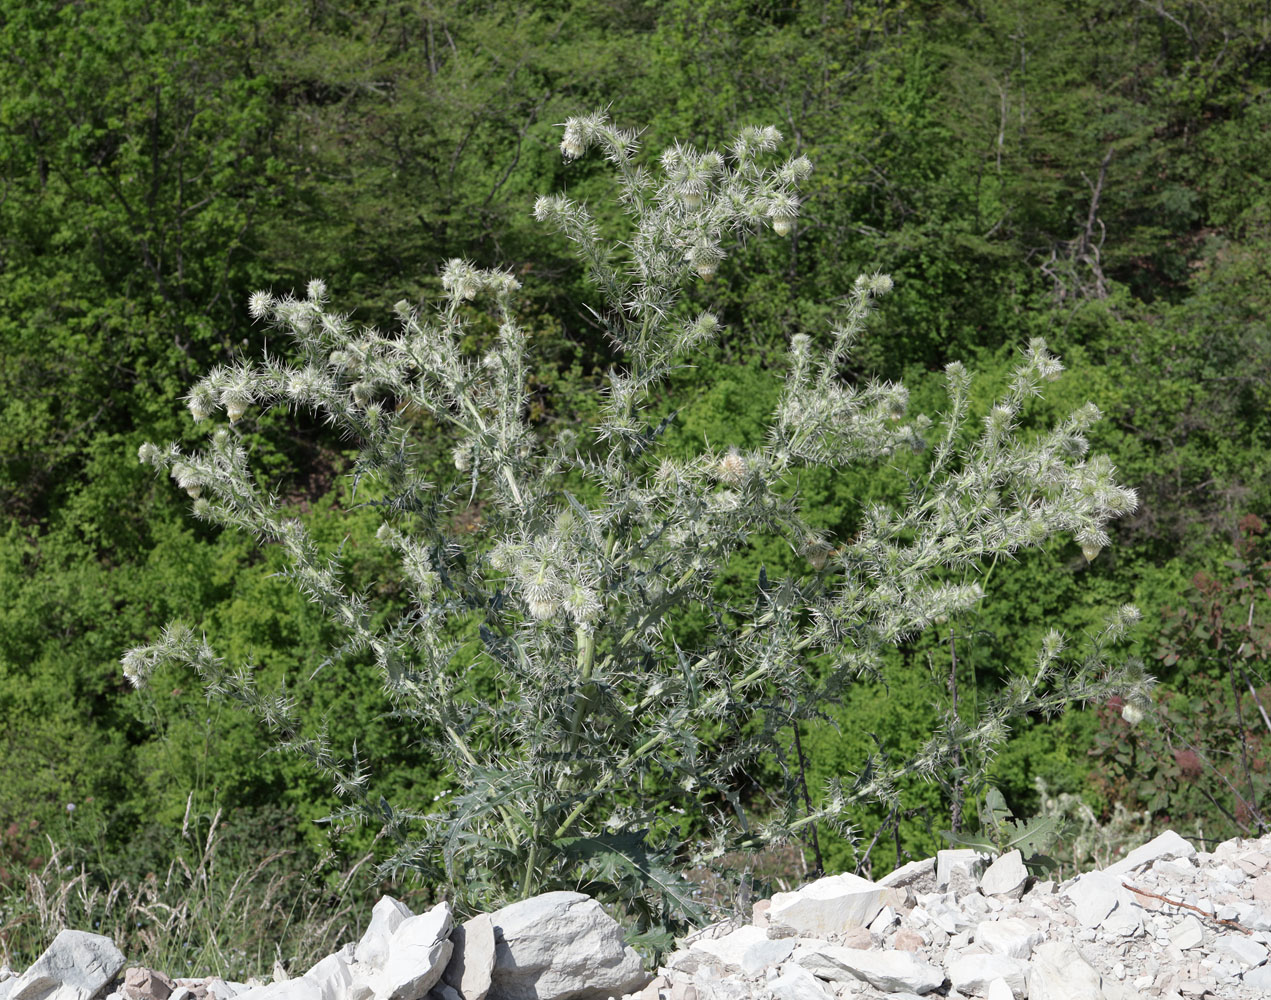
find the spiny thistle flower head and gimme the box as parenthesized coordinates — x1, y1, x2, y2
(559, 113, 607, 161)
(187, 384, 216, 422)
(442, 258, 482, 301)
(766, 191, 800, 236)
(171, 462, 203, 498)
(220, 382, 251, 423)
(715, 449, 747, 484)
(687, 241, 724, 281)
(306, 278, 328, 302)
(137, 441, 162, 466)
(868, 272, 894, 296)
(532, 194, 568, 224)
(247, 290, 274, 320)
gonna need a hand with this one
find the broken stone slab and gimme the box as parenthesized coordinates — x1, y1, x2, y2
(299, 948, 353, 1000)
(1027, 940, 1143, 1000)
(379, 902, 454, 1000)
(1063, 871, 1135, 931)
(767, 874, 889, 939)
(765, 964, 832, 1000)
(487, 891, 648, 1000)
(230, 981, 321, 1000)
(793, 943, 944, 995)
(1102, 830, 1196, 878)
(986, 979, 1013, 1000)
(357, 897, 415, 970)
(878, 858, 935, 892)
(9, 930, 127, 1000)
(1244, 964, 1271, 991)
(936, 850, 991, 891)
(687, 926, 795, 976)
(978, 851, 1028, 901)
(442, 913, 496, 1000)
(946, 953, 1028, 998)
(123, 970, 175, 1000)
(974, 917, 1044, 959)
(1213, 932, 1268, 967)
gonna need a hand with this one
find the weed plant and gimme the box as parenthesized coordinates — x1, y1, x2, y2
(123, 114, 1150, 944)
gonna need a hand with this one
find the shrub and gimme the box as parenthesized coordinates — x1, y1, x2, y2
(124, 113, 1148, 943)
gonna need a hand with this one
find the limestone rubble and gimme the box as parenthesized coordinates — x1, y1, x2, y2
(1, 829, 1270, 1000)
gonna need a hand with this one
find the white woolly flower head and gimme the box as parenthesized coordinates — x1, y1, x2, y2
(715, 449, 746, 484)
(305, 278, 328, 303)
(868, 273, 894, 296)
(441, 258, 482, 301)
(137, 442, 162, 466)
(559, 113, 606, 161)
(1121, 701, 1144, 726)
(247, 290, 274, 320)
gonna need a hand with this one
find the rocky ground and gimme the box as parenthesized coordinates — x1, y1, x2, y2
(2, 828, 1269, 1000)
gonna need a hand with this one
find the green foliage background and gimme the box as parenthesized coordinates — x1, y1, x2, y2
(3, 0, 1269, 891)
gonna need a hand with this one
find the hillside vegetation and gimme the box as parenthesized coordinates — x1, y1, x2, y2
(1, 0, 1269, 967)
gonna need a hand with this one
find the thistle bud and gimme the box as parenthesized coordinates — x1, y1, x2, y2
(172, 463, 203, 499)
(138, 442, 162, 466)
(767, 192, 800, 236)
(305, 278, 327, 303)
(1081, 543, 1102, 563)
(1121, 702, 1144, 726)
(222, 392, 250, 424)
(560, 119, 587, 160)
(187, 384, 215, 422)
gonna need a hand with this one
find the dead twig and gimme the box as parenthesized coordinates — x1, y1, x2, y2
(1121, 881, 1253, 934)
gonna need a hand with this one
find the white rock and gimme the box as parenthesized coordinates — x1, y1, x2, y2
(937, 850, 991, 890)
(1169, 916, 1203, 950)
(794, 943, 944, 995)
(878, 858, 935, 890)
(767, 964, 832, 1000)
(379, 903, 455, 1000)
(1029, 940, 1125, 1000)
(986, 979, 1014, 1000)
(1213, 931, 1268, 966)
(868, 907, 896, 935)
(689, 926, 794, 975)
(487, 891, 648, 1000)
(768, 874, 887, 938)
(9, 931, 127, 1000)
(1102, 831, 1196, 878)
(975, 918, 1044, 959)
(1063, 872, 1122, 929)
(947, 955, 1027, 998)
(979, 852, 1028, 900)
(443, 913, 496, 1000)
(357, 898, 415, 970)
(301, 952, 353, 1000)
(233, 981, 322, 1000)
(1244, 964, 1271, 990)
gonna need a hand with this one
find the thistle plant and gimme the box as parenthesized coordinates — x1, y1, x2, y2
(124, 112, 1149, 938)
